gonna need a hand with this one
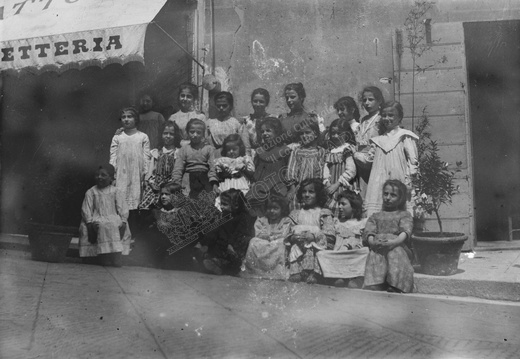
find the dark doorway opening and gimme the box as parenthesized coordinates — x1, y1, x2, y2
(464, 20, 520, 241)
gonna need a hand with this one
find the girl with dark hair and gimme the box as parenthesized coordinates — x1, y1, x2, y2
(334, 96, 361, 134)
(364, 179, 414, 293)
(214, 134, 255, 208)
(317, 190, 369, 287)
(286, 119, 326, 210)
(364, 101, 418, 216)
(110, 107, 151, 233)
(354, 86, 385, 199)
(246, 117, 292, 216)
(242, 194, 295, 279)
(201, 189, 255, 275)
(279, 82, 324, 145)
(167, 83, 206, 148)
(139, 123, 176, 210)
(284, 178, 335, 284)
(242, 88, 273, 156)
(78, 164, 132, 267)
(138, 93, 166, 150)
(322, 118, 357, 215)
(206, 91, 247, 151)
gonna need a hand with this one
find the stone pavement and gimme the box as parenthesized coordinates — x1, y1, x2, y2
(2, 251, 520, 359)
(1, 233, 520, 301)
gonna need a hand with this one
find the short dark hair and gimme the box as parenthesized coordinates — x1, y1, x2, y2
(178, 83, 199, 100)
(382, 179, 408, 211)
(251, 88, 270, 106)
(337, 190, 363, 220)
(214, 91, 234, 109)
(185, 118, 206, 134)
(333, 96, 360, 122)
(297, 178, 328, 208)
(220, 188, 248, 215)
(96, 164, 115, 179)
(265, 194, 290, 218)
(119, 107, 140, 125)
(221, 134, 246, 157)
(284, 82, 306, 102)
(160, 182, 183, 194)
(327, 118, 356, 148)
(260, 117, 284, 139)
(296, 115, 320, 141)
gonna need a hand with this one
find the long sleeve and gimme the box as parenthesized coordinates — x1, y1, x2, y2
(109, 135, 119, 171)
(207, 147, 218, 183)
(81, 189, 94, 223)
(116, 189, 129, 222)
(286, 150, 298, 185)
(403, 136, 418, 175)
(142, 134, 151, 177)
(171, 146, 186, 184)
(338, 155, 357, 186)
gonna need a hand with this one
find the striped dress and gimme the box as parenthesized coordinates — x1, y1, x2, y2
(139, 147, 176, 210)
(323, 143, 357, 214)
(287, 146, 327, 210)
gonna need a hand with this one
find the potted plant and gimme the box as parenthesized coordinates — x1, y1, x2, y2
(411, 109, 466, 276)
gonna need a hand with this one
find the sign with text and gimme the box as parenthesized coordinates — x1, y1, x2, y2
(0, 0, 168, 72)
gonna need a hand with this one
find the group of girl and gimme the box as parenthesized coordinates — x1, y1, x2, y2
(77, 81, 418, 293)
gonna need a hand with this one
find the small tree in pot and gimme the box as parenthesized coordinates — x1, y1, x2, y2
(411, 109, 467, 276)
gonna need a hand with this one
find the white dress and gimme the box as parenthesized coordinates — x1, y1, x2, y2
(78, 185, 132, 257)
(110, 131, 151, 210)
(364, 127, 419, 216)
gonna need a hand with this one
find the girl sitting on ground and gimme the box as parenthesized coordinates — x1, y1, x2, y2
(78, 164, 131, 267)
(317, 190, 368, 288)
(201, 189, 255, 276)
(242, 194, 295, 280)
(364, 179, 414, 293)
(284, 178, 335, 284)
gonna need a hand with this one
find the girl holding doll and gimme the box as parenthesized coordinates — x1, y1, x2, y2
(206, 91, 247, 152)
(246, 117, 292, 216)
(215, 134, 255, 196)
(242, 194, 295, 280)
(139, 123, 176, 210)
(364, 101, 418, 216)
(167, 83, 206, 148)
(284, 178, 335, 284)
(364, 180, 415, 293)
(78, 164, 132, 267)
(317, 190, 368, 288)
(110, 107, 151, 231)
(286, 118, 326, 210)
(242, 88, 274, 156)
(353, 86, 385, 198)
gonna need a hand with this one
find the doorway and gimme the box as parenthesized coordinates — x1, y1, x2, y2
(464, 20, 520, 241)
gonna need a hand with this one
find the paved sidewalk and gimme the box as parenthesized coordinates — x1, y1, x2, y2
(2, 251, 520, 359)
(1, 234, 520, 301)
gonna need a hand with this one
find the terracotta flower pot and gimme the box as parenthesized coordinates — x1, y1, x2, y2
(28, 223, 78, 263)
(411, 232, 468, 276)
